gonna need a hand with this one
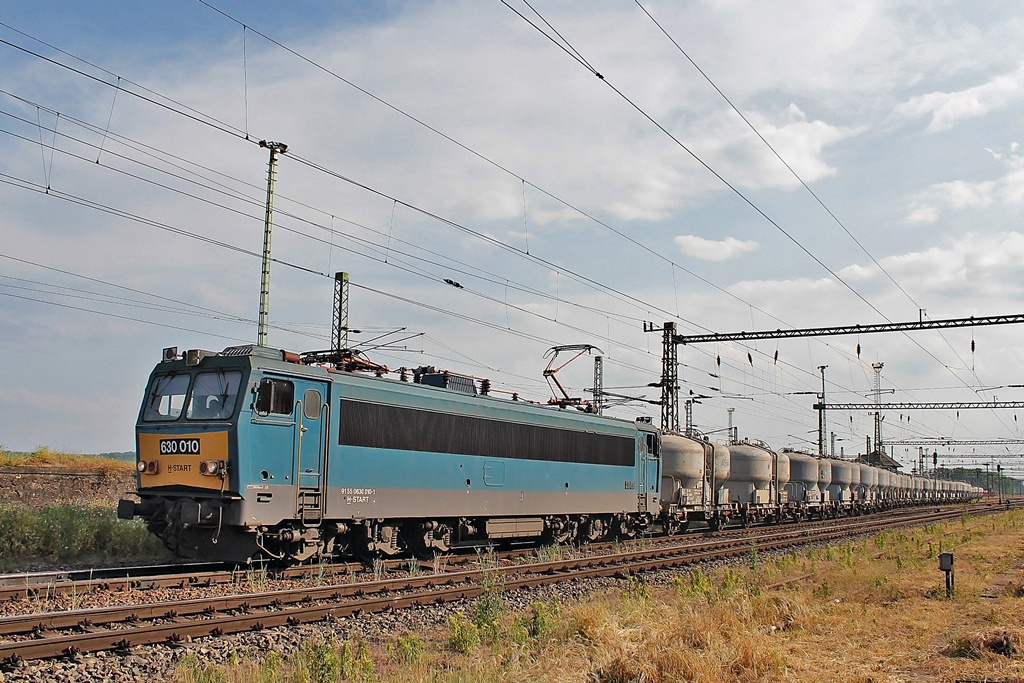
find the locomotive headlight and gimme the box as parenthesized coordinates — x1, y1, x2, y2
(199, 460, 224, 476)
(137, 461, 147, 473)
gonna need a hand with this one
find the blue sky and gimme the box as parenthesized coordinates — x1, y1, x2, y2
(1, 1, 1023, 475)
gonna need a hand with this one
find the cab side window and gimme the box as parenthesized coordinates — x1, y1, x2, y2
(303, 388, 322, 420)
(255, 378, 295, 415)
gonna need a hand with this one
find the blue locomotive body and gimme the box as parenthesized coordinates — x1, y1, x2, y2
(120, 345, 661, 563)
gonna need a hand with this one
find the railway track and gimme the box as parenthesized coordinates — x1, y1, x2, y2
(0, 502, 1000, 665)
(0, 502, 994, 604)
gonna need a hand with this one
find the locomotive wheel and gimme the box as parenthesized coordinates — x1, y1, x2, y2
(406, 523, 451, 560)
(614, 517, 636, 539)
(549, 528, 576, 545)
(407, 535, 437, 561)
(352, 539, 380, 564)
(580, 517, 606, 543)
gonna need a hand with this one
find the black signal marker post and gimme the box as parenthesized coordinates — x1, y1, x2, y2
(938, 552, 954, 598)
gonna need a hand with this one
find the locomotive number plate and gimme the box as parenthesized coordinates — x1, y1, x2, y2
(159, 438, 201, 455)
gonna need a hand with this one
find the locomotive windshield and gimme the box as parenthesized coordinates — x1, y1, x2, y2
(143, 373, 190, 421)
(186, 371, 242, 420)
(142, 370, 242, 422)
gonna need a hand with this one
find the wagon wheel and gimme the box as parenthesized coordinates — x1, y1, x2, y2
(665, 518, 689, 536)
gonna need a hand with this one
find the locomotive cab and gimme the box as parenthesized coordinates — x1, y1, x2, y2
(118, 346, 251, 560)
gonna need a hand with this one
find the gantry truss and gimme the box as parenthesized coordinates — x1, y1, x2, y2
(675, 313, 1024, 345)
(646, 312, 1024, 435)
(886, 438, 1024, 446)
(814, 401, 1024, 411)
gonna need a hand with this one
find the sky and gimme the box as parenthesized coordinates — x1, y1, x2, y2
(1, 0, 1023, 476)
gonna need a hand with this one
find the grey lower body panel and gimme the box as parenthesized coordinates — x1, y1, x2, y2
(326, 487, 637, 519)
(237, 484, 639, 525)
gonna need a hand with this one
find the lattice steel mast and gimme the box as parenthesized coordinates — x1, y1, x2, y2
(256, 140, 288, 347)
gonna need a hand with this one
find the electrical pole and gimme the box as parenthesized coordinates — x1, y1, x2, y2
(818, 365, 828, 456)
(593, 355, 604, 416)
(871, 362, 884, 460)
(645, 322, 679, 433)
(257, 140, 287, 347)
(331, 271, 350, 356)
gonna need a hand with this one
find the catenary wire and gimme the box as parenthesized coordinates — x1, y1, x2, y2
(0, 21, 999, 444)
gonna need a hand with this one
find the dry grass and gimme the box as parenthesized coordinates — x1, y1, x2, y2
(174, 508, 1024, 683)
(0, 446, 132, 474)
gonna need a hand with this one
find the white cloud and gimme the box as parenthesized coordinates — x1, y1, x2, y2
(905, 152, 1024, 222)
(674, 234, 758, 261)
(893, 63, 1024, 133)
(840, 231, 1024, 299)
(905, 206, 938, 224)
(683, 103, 860, 193)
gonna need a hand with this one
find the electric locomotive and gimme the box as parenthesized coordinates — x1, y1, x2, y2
(118, 344, 662, 563)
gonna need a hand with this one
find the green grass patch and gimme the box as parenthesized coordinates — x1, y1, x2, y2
(0, 502, 169, 569)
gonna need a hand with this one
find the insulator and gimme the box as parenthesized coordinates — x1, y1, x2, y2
(480, 379, 491, 395)
(856, 343, 861, 357)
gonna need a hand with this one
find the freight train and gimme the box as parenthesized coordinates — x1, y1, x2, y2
(117, 344, 981, 564)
